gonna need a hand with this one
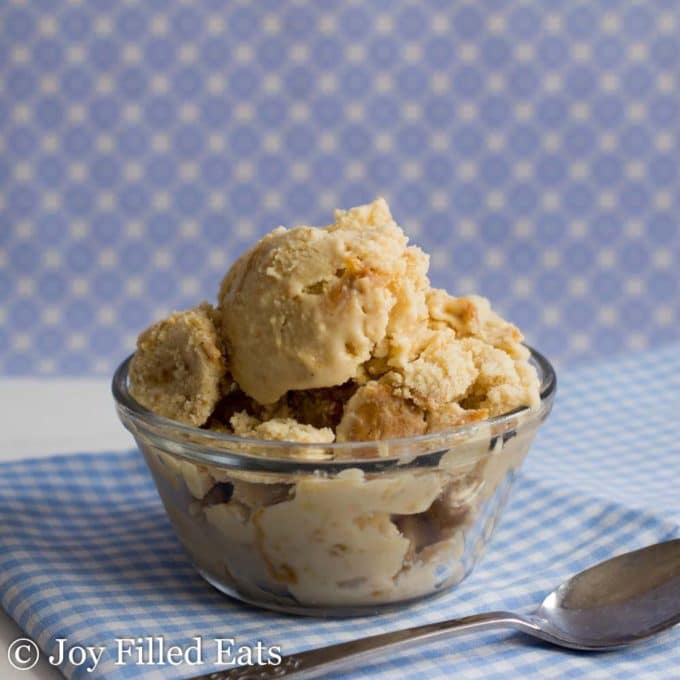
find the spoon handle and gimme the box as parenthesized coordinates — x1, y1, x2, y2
(198, 611, 536, 679)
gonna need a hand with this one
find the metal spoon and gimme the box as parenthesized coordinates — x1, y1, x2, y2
(200, 539, 680, 679)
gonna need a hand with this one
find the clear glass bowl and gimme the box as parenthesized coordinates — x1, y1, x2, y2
(113, 347, 556, 616)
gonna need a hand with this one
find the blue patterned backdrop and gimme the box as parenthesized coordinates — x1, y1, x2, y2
(1, 0, 679, 375)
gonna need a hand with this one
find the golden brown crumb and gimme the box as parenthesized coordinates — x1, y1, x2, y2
(129, 303, 227, 426)
(424, 290, 539, 417)
(384, 329, 478, 411)
(427, 290, 524, 355)
(373, 246, 431, 368)
(230, 411, 335, 443)
(459, 338, 539, 416)
(331, 196, 395, 231)
(336, 381, 427, 442)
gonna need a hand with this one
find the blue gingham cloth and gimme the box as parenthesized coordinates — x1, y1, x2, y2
(1, 343, 679, 680)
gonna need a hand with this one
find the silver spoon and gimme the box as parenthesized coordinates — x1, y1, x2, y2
(199, 539, 680, 679)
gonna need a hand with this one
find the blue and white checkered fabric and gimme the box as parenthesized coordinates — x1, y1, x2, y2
(1, 344, 679, 680)
(2, 0, 680, 376)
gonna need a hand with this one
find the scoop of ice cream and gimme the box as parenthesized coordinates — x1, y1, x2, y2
(129, 303, 227, 426)
(217, 198, 429, 404)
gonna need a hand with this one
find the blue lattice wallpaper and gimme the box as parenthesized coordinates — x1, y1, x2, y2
(1, 0, 679, 375)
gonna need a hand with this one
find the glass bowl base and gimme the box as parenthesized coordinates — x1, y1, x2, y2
(197, 567, 466, 618)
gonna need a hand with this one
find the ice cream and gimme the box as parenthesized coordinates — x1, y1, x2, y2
(217, 198, 429, 404)
(123, 198, 549, 613)
(130, 198, 539, 440)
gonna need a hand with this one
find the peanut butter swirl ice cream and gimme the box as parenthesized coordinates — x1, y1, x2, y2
(120, 198, 552, 614)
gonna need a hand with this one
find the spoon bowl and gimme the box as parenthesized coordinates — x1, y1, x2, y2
(532, 539, 680, 649)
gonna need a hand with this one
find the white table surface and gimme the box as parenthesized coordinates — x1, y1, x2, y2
(0, 379, 133, 680)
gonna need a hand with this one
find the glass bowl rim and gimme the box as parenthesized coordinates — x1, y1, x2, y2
(112, 345, 556, 470)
